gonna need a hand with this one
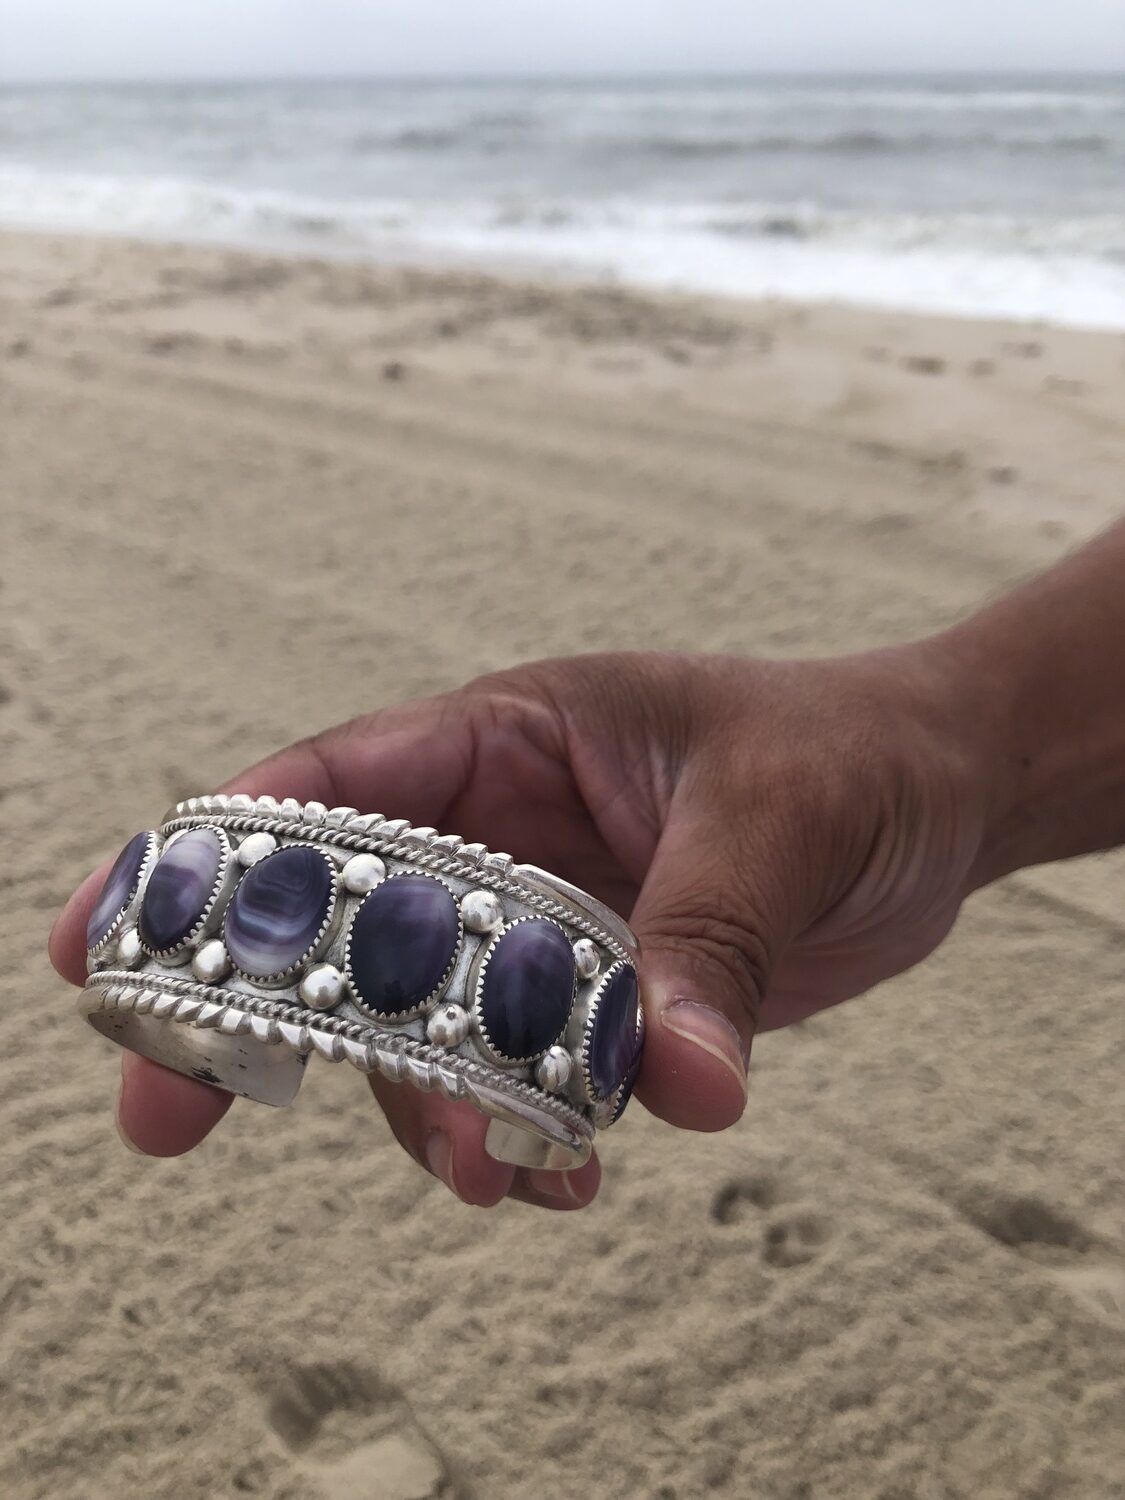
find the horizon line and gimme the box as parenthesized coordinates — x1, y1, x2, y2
(3, 66, 1123, 88)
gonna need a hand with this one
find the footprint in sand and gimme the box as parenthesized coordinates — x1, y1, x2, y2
(711, 1171, 781, 1222)
(266, 1361, 464, 1500)
(900, 353, 946, 376)
(761, 1212, 832, 1269)
(710, 1171, 832, 1269)
(986, 465, 1019, 485)
(1044, 375, 1087, 396)
(957, 1186, 1125, 1323)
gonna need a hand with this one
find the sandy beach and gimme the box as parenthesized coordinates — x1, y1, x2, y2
(2, 228, 1123, 1500)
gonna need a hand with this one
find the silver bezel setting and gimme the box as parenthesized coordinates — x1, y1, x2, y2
(138, 825, 233, 962)
(223, 843, 340, 987)
(471, 914, 578, 1068)
(87, 830, 158, 958)
(580, 958, 640, 1105)
(343, 870, 463, 1024)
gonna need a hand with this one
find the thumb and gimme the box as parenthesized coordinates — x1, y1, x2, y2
(630, 795, 804, 1132)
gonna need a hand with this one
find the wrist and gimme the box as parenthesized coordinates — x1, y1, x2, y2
(924, 613, 1035, 888)
(856, 632, 999, 892)
(927, 561, 1125, 887)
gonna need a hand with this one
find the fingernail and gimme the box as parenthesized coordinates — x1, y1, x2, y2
(115, 1051, 149, 1155)
(113, 1093, 146, 1156)
(525, 1168, 581, 1206)
(424, 1128, 460, 1199)
(662, 999, 750, 1093)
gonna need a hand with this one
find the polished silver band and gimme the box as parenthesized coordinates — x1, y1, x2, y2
(81, 794, 643, 1169)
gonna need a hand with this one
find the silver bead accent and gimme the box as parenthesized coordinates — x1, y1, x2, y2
(116, 926, 143, 969)
(237, 831, 277, 868)
(426, 1003, 470, 1049)
(573, 938, 601, 980)
(342, 853, 386, 895)
(460, 889, 504, 934)
(536, 1046, 573, 1093)
(191, 939, 231, 983)
(298, 964, 345, 1010)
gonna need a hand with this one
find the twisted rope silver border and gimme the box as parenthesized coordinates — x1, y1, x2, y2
(84, 968, 594, 1146)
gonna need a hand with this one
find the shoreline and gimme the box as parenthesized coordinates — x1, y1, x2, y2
(1, 210, 1123, 334)
(7, 71, 1122, 335)
(5, 219, 1125, 338)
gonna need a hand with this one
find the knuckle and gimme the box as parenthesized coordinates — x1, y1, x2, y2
(650, 896, 773, 1023)
(448, 673, 567, 766)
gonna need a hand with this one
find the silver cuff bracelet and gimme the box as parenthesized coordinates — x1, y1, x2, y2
(80, 794, 644, 1170)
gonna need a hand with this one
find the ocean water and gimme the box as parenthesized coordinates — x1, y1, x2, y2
(1, 75, 1123, 327)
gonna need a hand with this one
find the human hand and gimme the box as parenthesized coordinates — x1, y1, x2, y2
(49, 643, 989, 1210)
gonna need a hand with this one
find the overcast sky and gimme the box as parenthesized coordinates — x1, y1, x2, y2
(1, 0, 1123, 81)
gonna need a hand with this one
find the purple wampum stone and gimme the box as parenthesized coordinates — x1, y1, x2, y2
(139, 828, 224, 953)
(478, 918, 576, 1061)
(86, 830, 153, 950)
(224, 845, 335, 978)
(611, 1025, 644, 1123)
(347, 875, 460, 1016)
(587, 962, 640, 1100)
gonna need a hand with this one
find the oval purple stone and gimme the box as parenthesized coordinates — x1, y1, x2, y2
(611, 1025, 644, 1123)
(347, 875, 460, 1016)
(139, 828, 225, 953)
(587, 962, 640, 1100)
(478, 919, 576, 1061)
(87, 830, 153, 950)
(224, 845, 335, 979)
